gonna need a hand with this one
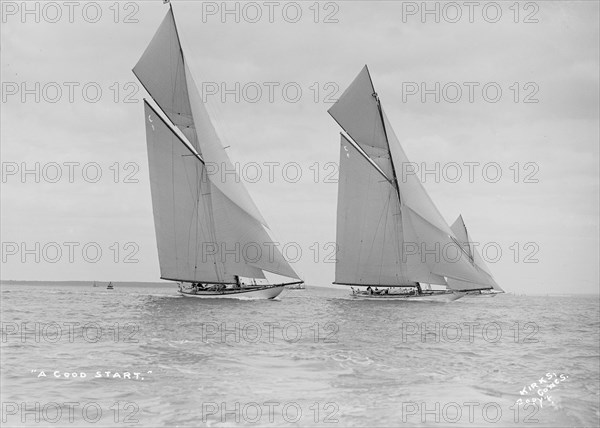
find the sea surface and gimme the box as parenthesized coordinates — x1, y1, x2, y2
(1, 282, 599, 427)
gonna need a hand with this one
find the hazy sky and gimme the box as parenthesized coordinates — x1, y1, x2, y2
(1, 0, 598, 294)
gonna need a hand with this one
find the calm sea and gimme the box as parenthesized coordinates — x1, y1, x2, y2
(1, 282, 598, 427)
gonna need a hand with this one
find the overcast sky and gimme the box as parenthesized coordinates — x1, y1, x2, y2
(1, 0, 598, 294)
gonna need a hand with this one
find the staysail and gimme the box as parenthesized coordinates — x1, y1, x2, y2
(139, 8, 300, 284)
(330, 66, 498, 291)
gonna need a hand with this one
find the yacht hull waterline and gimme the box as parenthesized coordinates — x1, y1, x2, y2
(178, 284, 288, 300)
(351, 289, 466, 302)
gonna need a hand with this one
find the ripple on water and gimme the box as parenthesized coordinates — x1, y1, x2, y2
(1, 283, 598, 427)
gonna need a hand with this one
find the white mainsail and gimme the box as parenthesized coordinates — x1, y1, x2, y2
(336, 134, 412, 286)
(330, 66, 499, 291)
(138, 8, 300, 284)
(336, 135, 444, 286)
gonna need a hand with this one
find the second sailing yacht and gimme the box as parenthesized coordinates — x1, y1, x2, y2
(329, 66, 503, 301)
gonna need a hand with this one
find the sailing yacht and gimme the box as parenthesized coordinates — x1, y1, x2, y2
(134, 5, 303, 299)
(329, 66, 503, 301)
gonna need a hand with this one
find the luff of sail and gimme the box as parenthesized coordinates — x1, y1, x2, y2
(133, 6, 268, 228)
(330, 66, 496, 291)
(144, 101, 299, 283)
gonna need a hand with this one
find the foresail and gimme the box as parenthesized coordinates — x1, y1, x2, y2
(328, 66, 389, 161)
(184, 64, 269, 227)
(402, 206, 495, 290)
(134, 7, 268, 227)
(381, 110, 497, 290)
(383, 110, 454, 236)
(210, 182, 301, 280)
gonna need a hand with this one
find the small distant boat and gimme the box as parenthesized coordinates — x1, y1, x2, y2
(106, 282, 114, 290)
(329, 66, 503, 302)
(134, 5, 303, 299)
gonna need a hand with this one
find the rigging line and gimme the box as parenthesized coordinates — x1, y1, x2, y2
(161, 276, 235, 285)
(171, 1, 229, 149)
(183, 143, 205, 278)
(143, 99, 205, 165)
(379, 186, 394, 285)
(339, 133, 391, 185)
(364, 65, 402, 205)
(192, 161, 201, 275)
(179, 135, 217, 281)
(169, 130, 179, 278)
(462, 217, 475, 263)
(203, 171, 223, 282)
(376, 101, 402, 203)
(402, 205, 427, 276)
(366, 172, 387, 281)
(171, 2, 236, 160)
(169, 4, 186, 68)
(450, 235, 474, 266)
(392, 189, 406, 281)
